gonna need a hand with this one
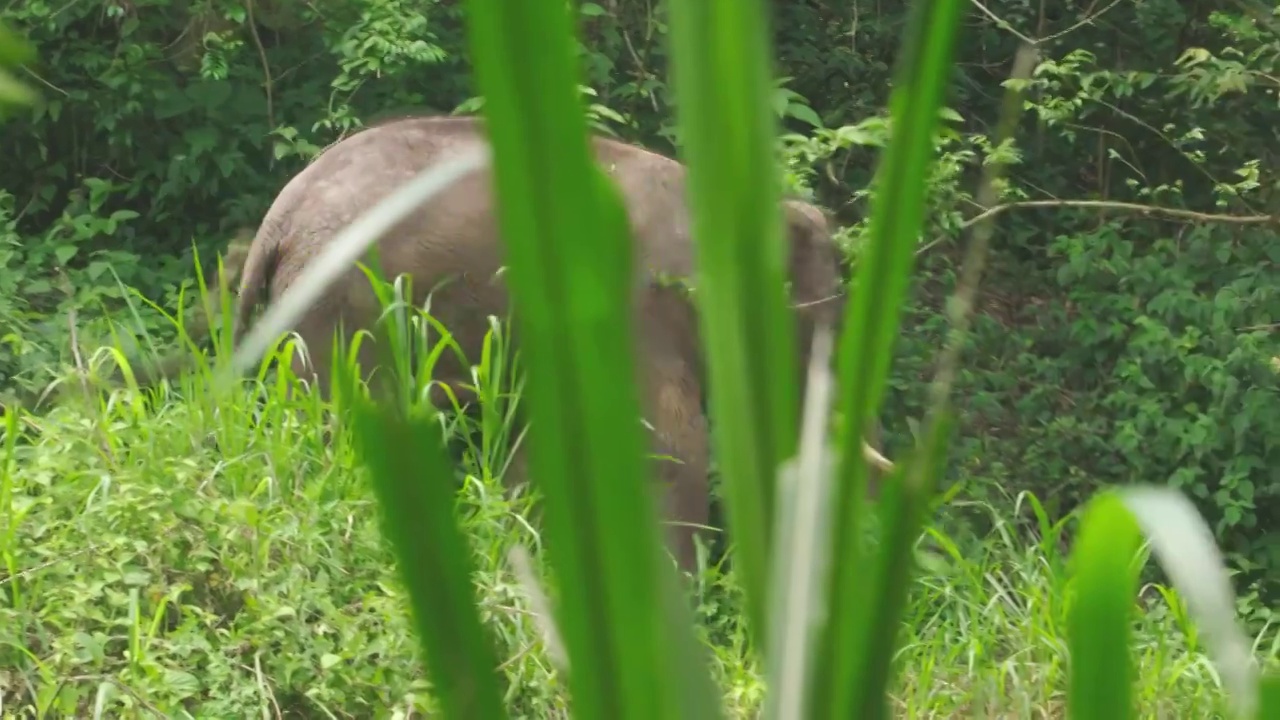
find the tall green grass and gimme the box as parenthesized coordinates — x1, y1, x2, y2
(4, 1, 1279, 718)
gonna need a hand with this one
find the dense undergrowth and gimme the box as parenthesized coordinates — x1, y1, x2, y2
(4, 350, 1279, 717)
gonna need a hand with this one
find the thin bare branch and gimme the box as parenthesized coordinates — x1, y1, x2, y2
(918, 200, 1275, 257)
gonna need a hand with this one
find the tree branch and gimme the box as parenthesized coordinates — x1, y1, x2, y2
(917, 200, 1277, 256)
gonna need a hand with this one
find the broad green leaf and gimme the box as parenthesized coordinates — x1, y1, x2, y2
(0, 21, 35, 66)
(0, 21, 36, 111)
(0, 71, 35, 106)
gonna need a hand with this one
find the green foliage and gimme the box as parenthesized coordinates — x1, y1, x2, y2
(0, 226, 1271, 718)
(0, 361, 554, 717)
(0, 0, 464, 393)
(878, 24, 1280, 589)
(5, 0, 1280, 713)
(222, 0, 1280, 717)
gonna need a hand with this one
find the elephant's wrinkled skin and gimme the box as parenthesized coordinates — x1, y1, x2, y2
(233, 114, 847, 572)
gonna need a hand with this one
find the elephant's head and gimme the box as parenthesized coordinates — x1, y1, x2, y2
(782, 199, 848, 394)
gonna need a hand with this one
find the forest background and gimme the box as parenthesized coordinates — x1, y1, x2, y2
(2, 0, 1280, 716)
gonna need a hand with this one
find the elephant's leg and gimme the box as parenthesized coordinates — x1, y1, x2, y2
(479, 350, 709, 573)
(637, 350, 712, 575)
(287, 314, 375, 402)
(491, 359, 710, 572)
(300, 317, 417, 402)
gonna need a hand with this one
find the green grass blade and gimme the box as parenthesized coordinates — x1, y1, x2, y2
(855, 410, 954, 720)
(812, 0, 964, 716)
(462, 0, 720, 718)
(1117, 486, 1261, 719)
(1257, 674, 1280, 720)
(666, 0, 799, 646)
(1066, 485, 1266, 720)
(346, 395, 510, 720)
(1067, 491, 1142, 720)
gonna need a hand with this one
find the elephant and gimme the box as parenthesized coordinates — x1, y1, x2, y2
(231, 114, 850, 572)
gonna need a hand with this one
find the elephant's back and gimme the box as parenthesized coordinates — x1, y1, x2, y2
(268, 118, 700, 286)
(258, 114, 706, 324)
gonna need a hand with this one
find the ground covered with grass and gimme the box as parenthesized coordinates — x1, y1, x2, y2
(2, 371, 1277, 718)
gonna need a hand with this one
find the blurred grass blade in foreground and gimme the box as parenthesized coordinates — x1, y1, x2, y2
(0, 21, 37, 112)
(1066, 491, 1141, 720)
(1114, 486, 1261, 720)
(347, 390, 510, 720)
(339, 257, 512, 720)
(1259, 675, 1280, 719)
(665, 0, 798, 645)
(764, 327, 837, 719)
(812, 0, 964, 717)
(1067, 485, 1271, 720)
(463, 0, 721, 718)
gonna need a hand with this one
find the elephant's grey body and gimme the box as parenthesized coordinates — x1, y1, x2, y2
(235, 114, 845, 571)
